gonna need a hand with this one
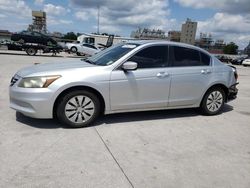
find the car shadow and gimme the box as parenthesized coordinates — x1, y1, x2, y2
(16, 104, 234, 129)
(95, 104, 234, 126)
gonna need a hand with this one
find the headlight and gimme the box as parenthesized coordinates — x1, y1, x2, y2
(18, 75, 61, 88)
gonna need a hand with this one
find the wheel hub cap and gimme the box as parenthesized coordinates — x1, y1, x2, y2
(65, 95, 95, 123)
(206, 91, 223, 112)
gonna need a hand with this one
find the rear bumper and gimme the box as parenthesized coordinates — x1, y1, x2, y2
(227, 83, 239, 102)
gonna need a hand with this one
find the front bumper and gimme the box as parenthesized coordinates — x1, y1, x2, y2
(227, 83, 239, 102)
(9, 85, 55, 119)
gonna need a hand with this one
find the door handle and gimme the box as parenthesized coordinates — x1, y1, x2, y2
(157, 72, 169, 78)
(201, 69, 206, 74)
(201, 69, 211, 74)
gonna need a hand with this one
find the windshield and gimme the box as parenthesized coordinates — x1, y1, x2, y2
(84, 43, 140, 66)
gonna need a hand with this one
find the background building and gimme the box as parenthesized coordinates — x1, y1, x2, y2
(0, 30, 12, 41)
(131, 28, 167, 39)
(180, 18, 197, 45)
(195, 33, 213, 50)
(28, 11, 47, 33)
(195, 33, 225, 54)
(168, 31, 181, 42)
(244, 41, 250, 56)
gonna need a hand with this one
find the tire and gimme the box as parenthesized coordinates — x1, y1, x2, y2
(56, 90, 101, 128)
(200, 87, 225, 115)
(70, 46, 77, 53)
(26, 48, 37, 56)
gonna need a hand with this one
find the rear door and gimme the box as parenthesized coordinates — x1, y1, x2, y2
(168, 46, 212, 107)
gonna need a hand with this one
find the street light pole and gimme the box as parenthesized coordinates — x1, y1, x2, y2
(97, 5, 100, 35)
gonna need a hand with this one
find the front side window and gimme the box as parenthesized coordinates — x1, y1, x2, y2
(128, 46, 168, 68)
(171, 46, 209, 67)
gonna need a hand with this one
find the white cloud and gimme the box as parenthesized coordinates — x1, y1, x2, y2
(0, 13, 6, 18)
(34, 0, 44, 5)
(173, 0, 250, 49)
(197, 13, 250, 49)
(174, 0, 250, 13)
(75, 11, 91, 21)
(47, 16, 73, 25)
(70, 0, 172, 33)
(0, 0, 31, 17)
(44, 4, 66, 16)
(198, 13, 250, 34)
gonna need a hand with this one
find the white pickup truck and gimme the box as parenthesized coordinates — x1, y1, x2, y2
(65, 42, 101, 56)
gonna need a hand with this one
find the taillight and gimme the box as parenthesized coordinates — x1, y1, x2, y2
(229, 65, 238, 81)
(234, 71, 238, 80)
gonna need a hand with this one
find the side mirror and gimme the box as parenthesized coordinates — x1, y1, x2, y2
(122, 61, 138, 71)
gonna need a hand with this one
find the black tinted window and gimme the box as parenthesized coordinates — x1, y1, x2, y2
(128, 46, 168, 68)
(84, 37, 95, 44)
(172, 46, 202, 67)
(200, 52, 210, 65)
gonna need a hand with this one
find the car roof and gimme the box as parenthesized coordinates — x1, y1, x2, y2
(127, 40, 211, 55)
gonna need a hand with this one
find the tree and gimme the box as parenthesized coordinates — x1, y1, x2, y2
(223, 42, 238, 54)
(63, 32, 77, 40)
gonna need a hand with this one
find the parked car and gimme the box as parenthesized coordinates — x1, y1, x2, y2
(11, 31, 57, 46)
(242, 58, 250, 66)
(9, 41, 238, 128)
(66, 42, 101, 56)
(216, 55, 232, 64)
(231, 56, 246, 65)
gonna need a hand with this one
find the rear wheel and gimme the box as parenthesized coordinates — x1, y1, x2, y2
(200, 87, 225, 115)
(56, 90, 100, 128)
(26, 48, 37, 56)
(70, 46, 77, 53)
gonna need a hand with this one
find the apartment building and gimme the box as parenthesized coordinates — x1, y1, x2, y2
(180, 18, 197, 45)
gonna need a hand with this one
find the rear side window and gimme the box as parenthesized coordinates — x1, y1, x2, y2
(128, 46, 168, 68)
(171, 46, 210, 67)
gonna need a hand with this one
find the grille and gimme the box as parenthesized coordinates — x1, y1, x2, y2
(10, 75, 20, 86)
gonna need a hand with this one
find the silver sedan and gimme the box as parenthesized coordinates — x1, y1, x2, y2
(9, 41, 238, 128)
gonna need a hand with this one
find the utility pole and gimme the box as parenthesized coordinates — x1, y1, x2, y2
(97, 5, 100, 35)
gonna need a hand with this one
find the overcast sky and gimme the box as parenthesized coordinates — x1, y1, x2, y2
(0, 0, 250, 49)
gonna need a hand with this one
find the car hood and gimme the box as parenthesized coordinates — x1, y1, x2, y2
(17, 60, 95, 77)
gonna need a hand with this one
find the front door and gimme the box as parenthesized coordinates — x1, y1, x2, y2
(110, 45, 171, 111)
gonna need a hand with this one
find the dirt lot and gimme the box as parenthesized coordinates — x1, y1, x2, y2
(0, 51, 250, 188)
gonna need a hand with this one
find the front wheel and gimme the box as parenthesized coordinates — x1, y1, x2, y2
(200, 87, 225, 115)
(56, 90, 101, 128)
(70, 46, 77, 53)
